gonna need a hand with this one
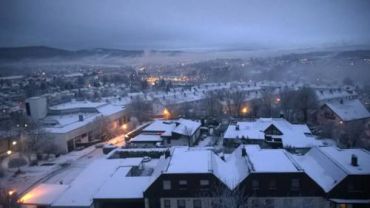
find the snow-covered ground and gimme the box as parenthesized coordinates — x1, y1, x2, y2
(0, 133, 125, 196)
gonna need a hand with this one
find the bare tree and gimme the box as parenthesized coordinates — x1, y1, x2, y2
(91, 116, 118, 142)
(294, 87, 318, 123)
(203, 91, 224, 118)
(21, 126, 56, 162)
(340, 121, 365, 148)
(279, 87, 318, 123)
(207, 182, 248, 208)
(126, 97, 153, 122)
(223, 90, 246, 117)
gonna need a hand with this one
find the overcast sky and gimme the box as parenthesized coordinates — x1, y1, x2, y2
(0, 0, 370, 50)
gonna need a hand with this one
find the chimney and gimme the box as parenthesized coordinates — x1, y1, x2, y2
(79, 114, 84, 121)
(279, 111, 285, 118)
(351, 154, 358, 166)
(241, 146, 247, 157)
(236, 124, 240, 131)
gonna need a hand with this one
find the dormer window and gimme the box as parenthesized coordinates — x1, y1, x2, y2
(163, 180, 171, 190)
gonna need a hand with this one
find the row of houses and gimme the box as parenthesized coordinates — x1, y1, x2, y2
(19, 145, 370, 208)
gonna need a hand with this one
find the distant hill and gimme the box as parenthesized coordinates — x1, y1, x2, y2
(0, 46, 148, 60)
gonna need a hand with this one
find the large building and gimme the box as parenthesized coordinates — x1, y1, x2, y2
(25, 99, 127, 153)
(18, 145, 370, 208)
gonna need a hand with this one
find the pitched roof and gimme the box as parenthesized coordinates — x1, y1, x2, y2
(325, 99, 370, 121)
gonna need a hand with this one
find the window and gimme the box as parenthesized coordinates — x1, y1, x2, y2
(269, 179, 277, 190)
(291, 179, 300, 191)
(163, 180, 171, 190)
(164, 199, 171, 208)
(193, 199, 202, 208)
(179, 180, 188, 189)
(177, 199, 186, 208)
(252, 179, 259, 191)
(200, 179, 210, 187)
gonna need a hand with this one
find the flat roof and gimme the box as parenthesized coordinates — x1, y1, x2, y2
(18, 184, 69, 205)
(131, 134, 163, 142)
(53, 158, 143, 207)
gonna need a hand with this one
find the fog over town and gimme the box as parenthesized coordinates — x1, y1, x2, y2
(0, 1, 370, 208)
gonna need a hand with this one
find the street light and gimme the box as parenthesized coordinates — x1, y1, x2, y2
(242, 107, 248, 114)
(121, 124, 128, 130)
(12, 141, 17, 146)
(8, 190, 15, 196)
(163, 108, 171, 119)
(7, 150, 12, 155)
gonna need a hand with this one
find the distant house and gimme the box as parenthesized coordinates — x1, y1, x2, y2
(318, 99, 370, 125)
(223, 118, 322, 149)
(128, 119, 201, 147)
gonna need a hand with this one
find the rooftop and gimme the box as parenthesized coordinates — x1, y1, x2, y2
(245, 145, 300, 173)
(18, 184, 69, 206)
(325, 99, 370, 121)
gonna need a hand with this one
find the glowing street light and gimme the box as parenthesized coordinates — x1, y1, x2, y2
(121, 124, 128, 130)
(7, 150, 12, 155)
(163, 108, 171, 119)
(241, 107, 249, 114)
(275, 97, 281, 103)
(12, 141, 17, 146)
(8, 190, 15, 196)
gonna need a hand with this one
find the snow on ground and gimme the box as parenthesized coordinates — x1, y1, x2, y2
(3, 131, 128, 196)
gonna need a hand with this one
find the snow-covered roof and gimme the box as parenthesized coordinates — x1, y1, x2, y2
(325, 99, 370, 121)
(292, 147, 347, 192)
(224, 118, 321, 148)
(53, 158, 143, 207)
(49, 100, 106, 111)
(43, 113, 102, 134)
(97, 104, 124, 116)
(316, 89, 357, 102)
(245, 145, 300, 173)
(143, 120, 176, 135)
(172, 118, 201, 136)
(165, 147, 212, 174)
(130, 134, 163, 142)
(18, 184, 69, 206)
(94, 166, 152, 199)
(319, 146, 370, 175)
(293, 146, 370, 193)
(143, 119, 201, 137)
(212, 145, 250, 189)
(43, 101, 124, 134)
